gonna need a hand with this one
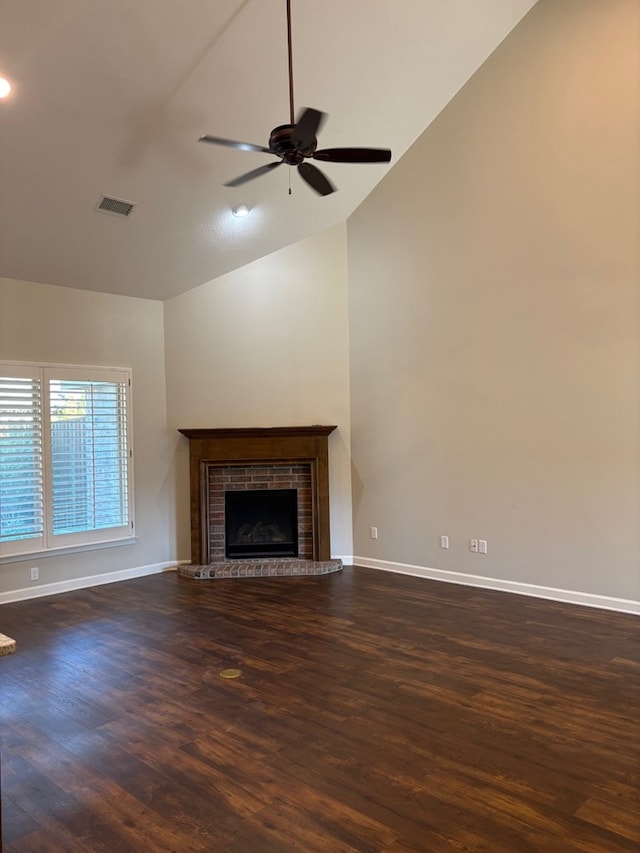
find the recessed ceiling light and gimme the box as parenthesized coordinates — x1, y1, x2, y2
(232, 203, 250, 218)
(0, 77, 12, 99)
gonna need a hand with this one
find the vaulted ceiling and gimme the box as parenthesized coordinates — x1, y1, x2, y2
(0, 0, 537, 300)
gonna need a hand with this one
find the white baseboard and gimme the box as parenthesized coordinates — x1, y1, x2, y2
(0, 562, 178, 605)
(350, 556, 640, 616)
(3, 556, 638, 616)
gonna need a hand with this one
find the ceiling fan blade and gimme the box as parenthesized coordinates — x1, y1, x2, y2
(298, 162, 335, 196)
(224, 161, 283, 187)
(292, 108, 325, 150)
(199, 134, 272, 155)
(313, 147, 392, 163)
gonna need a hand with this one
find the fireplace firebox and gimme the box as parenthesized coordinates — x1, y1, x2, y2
(225, 488, 298, 559)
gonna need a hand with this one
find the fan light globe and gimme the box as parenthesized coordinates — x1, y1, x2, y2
(0, 77, 12, 99)
(232, 204, 250, 218)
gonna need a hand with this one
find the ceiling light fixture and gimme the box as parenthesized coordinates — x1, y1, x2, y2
(231, 203, 250, 218)
(0, 77, 12, 99)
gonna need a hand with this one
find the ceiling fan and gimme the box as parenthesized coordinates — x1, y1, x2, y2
(198, 0, 392, 196)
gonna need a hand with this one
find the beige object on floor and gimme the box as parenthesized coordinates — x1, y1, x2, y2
(0, 633, 16, 655)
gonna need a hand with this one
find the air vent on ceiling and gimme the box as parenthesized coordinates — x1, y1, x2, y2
(96, 196, 137, 217)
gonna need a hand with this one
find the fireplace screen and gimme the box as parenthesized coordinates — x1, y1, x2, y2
(224, 488, 298, 559)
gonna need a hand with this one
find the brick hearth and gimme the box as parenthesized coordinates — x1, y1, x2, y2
(178, 558, 342, 580)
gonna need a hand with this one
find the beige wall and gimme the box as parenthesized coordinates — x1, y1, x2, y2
(347, 0, 640, 601)
(164, 224, 353, 561)
(0, 277, 174, 595)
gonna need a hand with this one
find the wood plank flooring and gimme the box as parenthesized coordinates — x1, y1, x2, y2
(0, 567, 638, 852)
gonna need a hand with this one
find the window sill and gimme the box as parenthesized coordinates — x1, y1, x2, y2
(0, 536, 138, 565)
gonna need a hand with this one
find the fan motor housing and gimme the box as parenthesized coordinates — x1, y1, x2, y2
(269, 124, 317, 164)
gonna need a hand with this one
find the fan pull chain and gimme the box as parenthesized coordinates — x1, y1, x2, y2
(288, 168, 292, 195)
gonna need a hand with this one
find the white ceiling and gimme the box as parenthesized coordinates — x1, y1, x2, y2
(0, 0, 537, 301)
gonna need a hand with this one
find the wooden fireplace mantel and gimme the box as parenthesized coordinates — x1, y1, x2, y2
(178, 426, 337, 565)
(179, 426, 337, 441)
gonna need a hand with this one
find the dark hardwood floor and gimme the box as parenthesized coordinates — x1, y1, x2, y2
(0, 567, 638, 852)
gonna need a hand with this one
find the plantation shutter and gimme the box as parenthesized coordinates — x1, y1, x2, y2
(48, 370, 131, 542)
(0, 369, 44, 551)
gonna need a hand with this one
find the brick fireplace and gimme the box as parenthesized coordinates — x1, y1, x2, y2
(209, 463, 312, 561)
(177, 426, 342, 578)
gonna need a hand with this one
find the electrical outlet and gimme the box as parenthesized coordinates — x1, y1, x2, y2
(470, 539, 479, 553)
(479, 539, 488, 554)
(440, 535, 449, 549)
(30, 566, 39, 581)
(370, 526, 378, 540)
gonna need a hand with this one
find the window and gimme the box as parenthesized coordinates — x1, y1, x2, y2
(0, 363, 134, 558)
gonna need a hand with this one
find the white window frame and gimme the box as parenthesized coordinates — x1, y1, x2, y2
(0, 361, 135, 559)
